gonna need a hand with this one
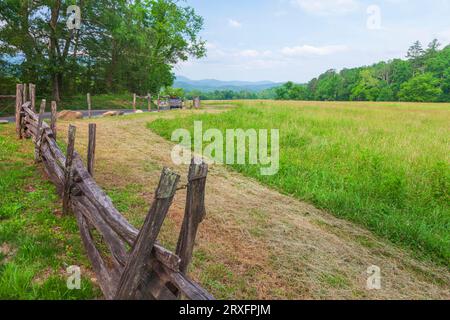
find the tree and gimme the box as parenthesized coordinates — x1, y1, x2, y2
(162, 86, 185, 98)
(314, 69, 340, 101)
(440, 67, 450, 101)
(0, 56, 19, 92)
(398, 73, 442, 102)
(307, 77, 318, 97)
(275, 81, 293, 100)
(350, 69, 381, 101)
(406, 41, 426, 74)
(407, 41, 425, 60)
(336, 68, 361, 100)
(389, 59, 413, 98)
(426, 39, 441, 55)
(0, 0, 205, 100)
(377, 85, 394, 101)
(275, 82, 309, 100)
(425, 45, 450, 79)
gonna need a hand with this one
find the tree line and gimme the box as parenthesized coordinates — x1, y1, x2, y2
(0, 0, 205, 101)
(183, 88, 277, 100)
(274, 40, 450, 102)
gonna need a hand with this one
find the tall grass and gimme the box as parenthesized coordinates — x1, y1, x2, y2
(149, 100, 450, 265)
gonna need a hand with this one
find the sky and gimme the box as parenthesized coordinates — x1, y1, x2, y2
(176, 0, 450, 83)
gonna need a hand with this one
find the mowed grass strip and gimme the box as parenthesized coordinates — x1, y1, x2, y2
(0, 124, 100, 299)
(148, 100, 450, 265)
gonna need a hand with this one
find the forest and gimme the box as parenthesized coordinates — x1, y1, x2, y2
(0, 0, 205, 101)
(274, 40, 450, 102)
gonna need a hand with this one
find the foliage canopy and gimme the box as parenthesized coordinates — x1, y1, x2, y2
(0, 0, 205, 101)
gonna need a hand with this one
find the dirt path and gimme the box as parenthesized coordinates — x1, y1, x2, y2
(58, 110, 449, 300)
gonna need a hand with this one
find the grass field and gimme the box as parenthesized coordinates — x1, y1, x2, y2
(1, 108, 447, 300)
(54, 112, 449, 299)
(149, 100, 450, 266)
(0, 125, 99, 299)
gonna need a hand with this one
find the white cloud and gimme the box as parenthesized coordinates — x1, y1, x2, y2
(291, 0, 360, 16)
(281, 44, 349, 56)
(241, 58, 287, 70)
(228, 19, 242, 28)
(239, 49, 260, 57)
(237, 49, 273, 58)
(192, 42, 350, 76)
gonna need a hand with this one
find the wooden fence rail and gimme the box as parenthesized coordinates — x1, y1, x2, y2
(15, 84, 213, 300)
(133, 93, 153, 112)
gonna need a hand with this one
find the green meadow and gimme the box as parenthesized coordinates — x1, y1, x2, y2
(149, 100, 450, 265)
(0, 125, 99, 299)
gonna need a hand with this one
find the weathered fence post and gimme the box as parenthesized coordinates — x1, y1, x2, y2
(29, 83, 36, 112)
(34, 100, 46, 162)
(194, 97, 201, 109)
(115, 168, 180, 300)
(147, 93, 151, 112)
(50, 101, 57, 140)
(87, 123, 96, 177)
(63, 125, 76, 215)
(133, 93, 136, 111)
(15, 84, 24, 139)
(176, 158, 208, 275)
(87, 93, 92, 119)
(157, 95, 160, 112)
(22, 83, 27, 103)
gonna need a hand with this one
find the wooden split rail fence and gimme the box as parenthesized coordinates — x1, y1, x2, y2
(133, 93, 156, 112)
(15, 84, 214, 300)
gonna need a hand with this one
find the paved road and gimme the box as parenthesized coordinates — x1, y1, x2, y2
(0, 108, 171, 123)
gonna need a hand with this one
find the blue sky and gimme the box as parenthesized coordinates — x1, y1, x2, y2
(176, 0, 450, 82)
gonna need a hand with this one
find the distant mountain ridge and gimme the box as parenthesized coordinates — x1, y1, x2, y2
(174, 76, 282, 92)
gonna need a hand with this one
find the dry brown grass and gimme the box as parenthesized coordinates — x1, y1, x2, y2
(56, 109, 450, 300)
(0, 243, 17, 264)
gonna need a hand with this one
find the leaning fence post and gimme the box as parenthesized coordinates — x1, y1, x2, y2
(176, 157, 208, 275)
(62, 125, 76, 215)
(133, 93, 136, 111)
(15, 84, 24, 139)
(29, 83, 36, 112)
(87, 123, 96, 177)
(87, 93, 92, 119)
(34, 100, 46, 162)
(115, 168, 180, 300)
(50, 101, 57, 140)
